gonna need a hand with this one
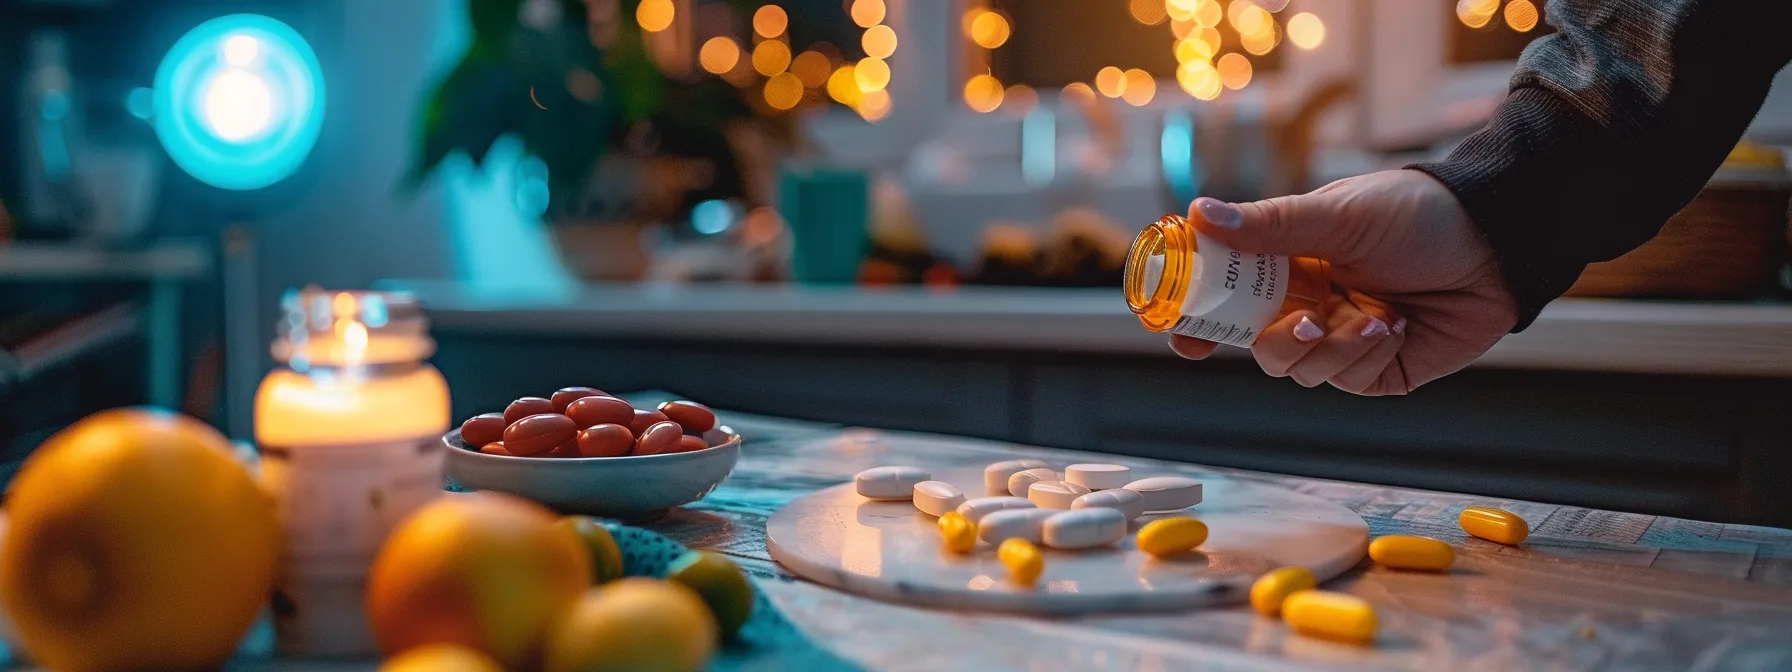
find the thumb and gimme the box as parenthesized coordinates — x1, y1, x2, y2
(1187, 194, 1356, 260)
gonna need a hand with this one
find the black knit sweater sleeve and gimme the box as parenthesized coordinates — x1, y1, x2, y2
(1412, 0, 1792, 330)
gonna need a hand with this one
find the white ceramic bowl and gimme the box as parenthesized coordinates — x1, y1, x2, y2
(443, 425, 740, 521)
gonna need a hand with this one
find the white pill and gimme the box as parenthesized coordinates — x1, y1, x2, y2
(984, 459, 1050, 494)
(1071, 488, 1147, 520)
(854, 466, 931, 500)
(1007, 468, 1060, 497)
(956, 496, 1035, 523)
(912, 481, 966, 517)
(1064, 464, 1132, 490)
(1027, 480, 1092, 509)
(977, 508, 1058, 545)
(1042, 508, 1127, 550)
(1123, 476, 1204, 511)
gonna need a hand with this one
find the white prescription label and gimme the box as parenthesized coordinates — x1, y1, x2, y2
(259, 436, 444, 655)
(1169, 231, 1290, 348)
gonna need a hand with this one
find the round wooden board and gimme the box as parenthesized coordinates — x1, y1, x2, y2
(767, 471, 1368, 614)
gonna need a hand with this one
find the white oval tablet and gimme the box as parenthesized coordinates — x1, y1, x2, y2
(854, 466, 931, 500)
(1123, 476, 1204, 511)
(956, 496, 1035, 524)
(1042, 508, 1127, 550)
(977, 508, 1058, 545)
(984, 459, 1050, 494)
(1007, 467, 1060, 497)
(1027, 480, 1092, 509)
(1071, 488, 1147, 520)
(912, 481, 966, 517)
(1064, 464, 1132, 490)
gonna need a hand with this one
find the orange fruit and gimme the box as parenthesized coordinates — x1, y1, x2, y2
(367, 492, 592, 670)
(0, 408, 280, 672)
(543, 578, 719, 672)
(380, 643, 505, 672)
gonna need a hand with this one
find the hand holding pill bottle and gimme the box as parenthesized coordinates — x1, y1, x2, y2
(1124, 212, 1332, 348)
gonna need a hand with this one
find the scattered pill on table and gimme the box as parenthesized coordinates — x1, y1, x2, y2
(854, 466, 932, 500)
(1136, 517, 1208, 557)
(1459, 506, 1529, 545)
(1007, 468, 1060, 497)
(1123, 476, 1204, 512)
(1027, 480, 1092, 509)
(1064, 464, 1132, 490)
(1042, 508, 1126, 550)
(999, 538, 1044, 586)
(1250, 566, 1317, 617)
(938, 512, 978, 554)
(1282, 591, 1377, 645)
(1071, 489, 1146, 520)
(978, 508, 1056, 545)
(984, 459, 1051, 495)
(956, 496, 1035, 524)
(913, 481, 968, 517)
(1367, 535, 1454, 571)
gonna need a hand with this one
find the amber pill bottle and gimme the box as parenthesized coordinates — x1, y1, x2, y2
(1123, 213, 1332, 347)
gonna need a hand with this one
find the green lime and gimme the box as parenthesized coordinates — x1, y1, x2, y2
(664, 550, 753, 638)
(557, 516, 625, 585)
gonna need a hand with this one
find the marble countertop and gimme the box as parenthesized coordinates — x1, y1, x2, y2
(650, 397, 1792, 671)
(391, 281, 1792, 378)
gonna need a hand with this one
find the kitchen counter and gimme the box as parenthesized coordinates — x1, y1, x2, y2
(396, 282, 1792, 378)
(76, 398, 1787, 671)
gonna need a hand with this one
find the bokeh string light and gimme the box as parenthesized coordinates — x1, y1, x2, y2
(1504, 0, 1539, 32)
(862, 25, 898, 59)
(1287, 12, 1325, 50)
(964, 74, 1005, 113)
(752, 39, 791, 76)
(1121, 68, 1156, 106)
(699, 37, 741, 75)
(851, 0, 886, 29)
(752, 5, 787, 38)
(636, 0, 674, 32)
(1095, 66, 1128, 99)
(1131, 0, 1169, 25)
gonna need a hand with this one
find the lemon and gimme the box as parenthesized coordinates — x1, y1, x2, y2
(544, 579, 718, 672)
(380, 644, 504, 672)
(665, 550, 754, 638)
(558, 516, 625, 585)
(0, 408, 280, 672)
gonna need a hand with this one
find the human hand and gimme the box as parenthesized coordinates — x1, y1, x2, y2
(1167, 170, 1519, 395)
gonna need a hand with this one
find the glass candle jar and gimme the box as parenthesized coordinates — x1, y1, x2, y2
(1124, 213, 1332, 347)
(254, 289, 450, 657)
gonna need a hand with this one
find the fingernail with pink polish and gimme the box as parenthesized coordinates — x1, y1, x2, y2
(1293, 316, 1324, 342)
(1195, 198, 1243, 230)
(1392, 317, 1407, 335)
(1361, 318, 1390, 338)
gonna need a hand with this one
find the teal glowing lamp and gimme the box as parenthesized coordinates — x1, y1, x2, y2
(153, 14, 324, 191)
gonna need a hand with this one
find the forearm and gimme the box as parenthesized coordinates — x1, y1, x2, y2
(1414, 0, 1792, 330)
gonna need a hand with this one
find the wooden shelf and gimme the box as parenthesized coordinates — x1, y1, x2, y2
(395, 281, 1792, 379)
(0, 241, 210, 281)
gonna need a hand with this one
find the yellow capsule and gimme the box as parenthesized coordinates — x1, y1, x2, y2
(1136, 517, 1208, 557)
(938, 511, 978, 554)
(1367, 535, 1454, 571)
(1249, 566, 1316, 617)
(998, 538, 1044, 585)
(1282, 590, 1377, 644)
(1459, 506, 1529, 545)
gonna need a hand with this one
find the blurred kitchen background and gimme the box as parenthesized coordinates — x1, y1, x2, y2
(3, 0, 1791, 525)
